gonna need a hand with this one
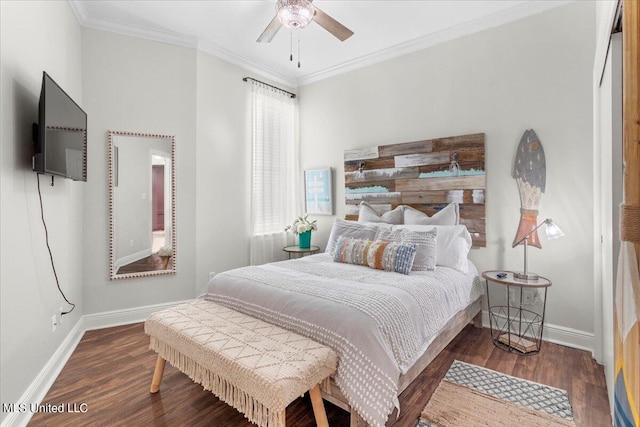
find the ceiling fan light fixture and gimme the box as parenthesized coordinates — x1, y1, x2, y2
(276, 0, 314, 29)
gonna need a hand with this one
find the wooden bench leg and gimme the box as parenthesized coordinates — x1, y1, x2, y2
(150, 355, 166, 393)
(309, 384, 329, 427)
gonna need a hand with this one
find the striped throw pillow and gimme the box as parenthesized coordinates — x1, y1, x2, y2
(333, 236, 417, 275)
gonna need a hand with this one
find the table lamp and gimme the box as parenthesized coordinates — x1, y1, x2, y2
(512, 218, 564, 280)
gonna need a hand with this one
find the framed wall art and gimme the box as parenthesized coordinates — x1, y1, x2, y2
(305, 168, 333, 215)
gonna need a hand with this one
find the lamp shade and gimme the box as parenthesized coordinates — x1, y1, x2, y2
(543, 219, 564, 240)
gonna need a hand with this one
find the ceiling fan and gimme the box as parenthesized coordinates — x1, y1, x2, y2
(257, 0, 354, 43)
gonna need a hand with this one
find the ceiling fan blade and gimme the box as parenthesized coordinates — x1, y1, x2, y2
(312, 6, 354, 41)
(257, 15, 282, 43)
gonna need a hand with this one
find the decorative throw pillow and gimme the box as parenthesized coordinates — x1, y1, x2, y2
(325, 218, 379, 256)
(403, 203, 459, 226)
(357, 201, 403, 224)
(377, 228, 437, 271)
(393, 224, 471, 274)
(333, 237, 417, 275)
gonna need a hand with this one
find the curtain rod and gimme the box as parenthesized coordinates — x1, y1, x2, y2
(242, 77, 296, 99)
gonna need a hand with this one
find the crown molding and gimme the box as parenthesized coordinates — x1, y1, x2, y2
(68, 0, 88, 25)
(197, 40, 298, 89)
(68, 0, 296, 88)
(69, 0, 199, 49)
(83, 18, 199, 49)
(67, 0, 573, 89)
(296, 0, 574, 87)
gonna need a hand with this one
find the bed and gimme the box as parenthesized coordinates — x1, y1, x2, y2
(205, 133, 486, 426)
(205, 247, 483, 427)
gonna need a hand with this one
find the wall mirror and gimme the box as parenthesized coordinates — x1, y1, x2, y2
(108, 131, 176, 280)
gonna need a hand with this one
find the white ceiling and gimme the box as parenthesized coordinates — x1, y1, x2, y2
(70, 0, 570, 87)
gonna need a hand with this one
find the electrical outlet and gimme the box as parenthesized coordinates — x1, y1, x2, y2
(51, 315, 57, 333)
(209, 271, 216, 281)
(59, 307, 64, 325)
(523, 290, 534, 305)
(533, 289, 543, 305)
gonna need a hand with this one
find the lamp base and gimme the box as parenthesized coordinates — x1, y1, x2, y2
(514, 271, 540, 281)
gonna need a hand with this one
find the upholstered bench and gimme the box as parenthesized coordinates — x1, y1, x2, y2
(144, 299, 337, 427)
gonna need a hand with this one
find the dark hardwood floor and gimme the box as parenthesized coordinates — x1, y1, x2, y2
(28, 323, 611, 427)
(116, 254, 172, 275)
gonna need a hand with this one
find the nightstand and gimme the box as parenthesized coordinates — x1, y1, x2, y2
(283, 245, 320, 259)
(482, 270, 551, 355)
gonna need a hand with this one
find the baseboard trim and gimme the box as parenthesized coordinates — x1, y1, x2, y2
(1, 299, 192, 427)
(481, 310, 594, 352)
(83, 299, 193, 331)
(1, 319, 85, 427)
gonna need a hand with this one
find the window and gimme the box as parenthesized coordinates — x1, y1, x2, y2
(249, 82, 298, 264)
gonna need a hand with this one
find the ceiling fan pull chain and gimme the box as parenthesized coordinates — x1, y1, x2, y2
(297, 30, 301, 68)
(289, 30, 293, 62)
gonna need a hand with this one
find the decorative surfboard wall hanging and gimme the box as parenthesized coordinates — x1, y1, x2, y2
(512, 129, 546, 248)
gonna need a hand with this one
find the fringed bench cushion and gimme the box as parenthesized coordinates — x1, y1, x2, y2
(144, 299, 337, 427)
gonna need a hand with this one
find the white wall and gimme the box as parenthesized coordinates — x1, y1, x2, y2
(0, 1, 84, 422)
(81, 28, 197, 312)
(194, 53, 250, 290)
(194, 52, 297, 291)
(299, 2, 596, 338)
(80, 28, 282, 309)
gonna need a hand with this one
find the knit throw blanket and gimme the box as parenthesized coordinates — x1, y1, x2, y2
(205, 254, 483, 427)
(145, 300, 337, 427)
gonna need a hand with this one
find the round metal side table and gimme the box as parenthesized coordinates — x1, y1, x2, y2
(282, 245, 320, 259)
(482, 270, 551, 355)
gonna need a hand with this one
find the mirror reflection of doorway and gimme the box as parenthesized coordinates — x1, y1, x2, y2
(152, 164, 165, 253)
(152, 165, 165, 232)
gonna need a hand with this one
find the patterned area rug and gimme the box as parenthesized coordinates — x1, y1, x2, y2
(417, 360, 576, 427)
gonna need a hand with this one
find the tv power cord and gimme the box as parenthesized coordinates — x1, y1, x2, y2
(37, 173, 76, 316)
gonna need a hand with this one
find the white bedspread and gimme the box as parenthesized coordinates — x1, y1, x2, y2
(205, 253, 483, 427)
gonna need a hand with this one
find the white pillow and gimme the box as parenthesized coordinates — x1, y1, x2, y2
(393, 224, 471, 273)
(403, 203, 459, 226)
(364, 222, 393, 240)
(357, 201, 403, 224)
(377, 227, 437, 271)
(325, 218, 379, 256)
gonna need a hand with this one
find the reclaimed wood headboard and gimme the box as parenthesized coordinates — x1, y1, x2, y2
(344, 133, 486, 247)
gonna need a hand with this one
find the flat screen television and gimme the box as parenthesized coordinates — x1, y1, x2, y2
(33, 71, 87, 182)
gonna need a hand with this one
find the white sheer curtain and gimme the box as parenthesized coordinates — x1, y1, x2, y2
(249, 81, 299, 265)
